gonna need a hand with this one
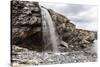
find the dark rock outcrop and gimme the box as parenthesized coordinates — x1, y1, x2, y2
(11, 1, 43, 51)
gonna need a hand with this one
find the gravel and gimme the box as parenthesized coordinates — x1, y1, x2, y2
(11, 41, 97, 66)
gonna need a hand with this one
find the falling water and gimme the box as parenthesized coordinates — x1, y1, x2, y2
(41, 7, 59, 52)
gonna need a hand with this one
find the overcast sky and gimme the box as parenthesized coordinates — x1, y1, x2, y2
(40, 2, 97, 31)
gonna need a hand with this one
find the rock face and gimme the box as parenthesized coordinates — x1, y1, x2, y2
(11, 1, 97, 51)
(48, 9, 97, 50)
(11, 1, 43, 51)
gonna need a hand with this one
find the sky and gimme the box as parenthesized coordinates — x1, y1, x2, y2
(39, 2, 98, 31)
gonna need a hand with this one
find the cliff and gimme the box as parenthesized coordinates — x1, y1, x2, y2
(11, 1, 97, 51)
(12, 1, 43, 51)
(48, 9, 97, 50)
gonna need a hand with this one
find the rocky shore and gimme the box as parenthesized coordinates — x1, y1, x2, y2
(12, 41, 97, 66)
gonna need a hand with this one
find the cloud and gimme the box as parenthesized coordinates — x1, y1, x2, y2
(40, 2, 97, 31)
(60, 4, 93, 16)
(70, 6, 98, 31)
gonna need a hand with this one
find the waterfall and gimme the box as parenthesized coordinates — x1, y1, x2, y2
(41, 7, 59, 52)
